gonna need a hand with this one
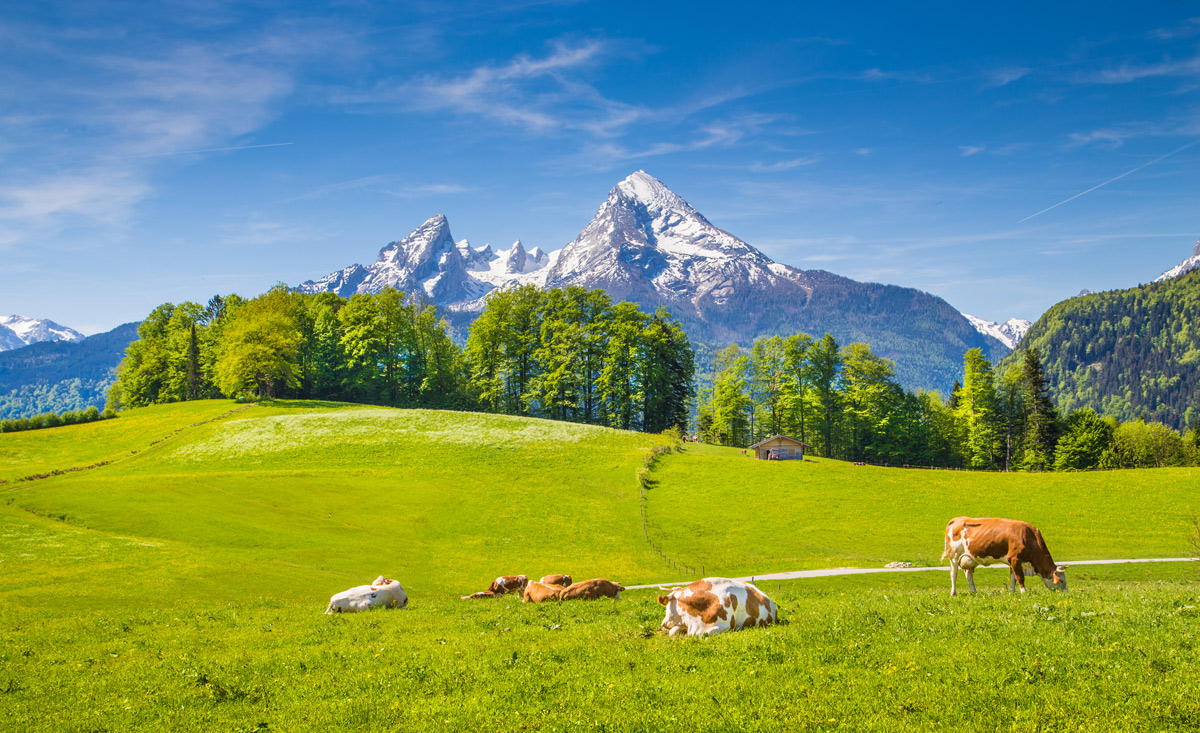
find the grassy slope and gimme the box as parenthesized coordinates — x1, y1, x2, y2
(647, 444, 1199, 578)
(2, 400, 671, 608)
(2, 400, 1199, 731)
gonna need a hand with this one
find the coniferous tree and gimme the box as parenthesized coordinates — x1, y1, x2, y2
(1022, 347, 1059, 470)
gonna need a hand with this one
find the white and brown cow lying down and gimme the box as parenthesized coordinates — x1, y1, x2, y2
(325, 576, 408, 614)
(487, 575, 529, 595)
(942, 516, 1067, 596)
(658, 578, 777, 636)
(539, 574, 572, 587)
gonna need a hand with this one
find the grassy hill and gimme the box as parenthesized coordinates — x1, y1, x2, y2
(2, 400, 1197, 730)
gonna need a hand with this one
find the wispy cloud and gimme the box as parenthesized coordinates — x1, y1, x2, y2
(388, 183, 478, 197)
(1148, 18, 1200, 40)
(1080, 54, 1200, 84)
(959, 145, 986, 157)
(984, 66, 1031, 87)
(221, 218, 333, 246)
(748, 155, 822, 172)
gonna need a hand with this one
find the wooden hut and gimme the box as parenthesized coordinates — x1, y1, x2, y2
(748, 434, 809, 461)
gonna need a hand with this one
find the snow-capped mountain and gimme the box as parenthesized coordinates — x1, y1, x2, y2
(962, 314, 1032, 350)
(298, 170, 1006, 391)
(297, 215, 554, 302)
(544, 170, 809, 312)
(1154, 238, 1200, 282)
(0, 315, 84, 352)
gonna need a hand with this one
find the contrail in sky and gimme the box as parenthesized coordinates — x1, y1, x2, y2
(1017, 139, 1200, 223)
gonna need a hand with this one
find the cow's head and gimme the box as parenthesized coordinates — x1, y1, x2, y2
(657, 589, 684, 632)
(1042, 565, 1067, 591)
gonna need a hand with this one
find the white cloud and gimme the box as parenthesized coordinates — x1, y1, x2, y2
(1080, 55, 1200, 84)
(985, 67, 1031, 87)
(959, 145, 986, 157)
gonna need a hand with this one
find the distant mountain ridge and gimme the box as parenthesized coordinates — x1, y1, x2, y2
(299, 171, 1008, 391)
(0, 322, 138, 419)
(0, 315, 84, 352)
(962, 314, 1032, 350)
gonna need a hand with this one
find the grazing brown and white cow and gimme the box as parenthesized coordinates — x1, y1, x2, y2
(486, 575, 529, 595)
(942, 516, 1068, 596)
(657, 578, 777, 637)
(558, 578, 624, 601)
(325, 576, 408, 614)
(460, 590, 498, 600)
(539, 574, 572, 587)
(522, 581, 564, 603)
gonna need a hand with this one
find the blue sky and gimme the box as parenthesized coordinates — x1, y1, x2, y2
(2, 2, 1199, 334)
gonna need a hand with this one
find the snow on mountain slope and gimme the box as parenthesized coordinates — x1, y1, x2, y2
(0, 315, 85, 352)
(962, 314, 1031, 350)
(1154, 238, 1200, 282)
(297, 217, 553, 301)
(545, 170, 809, 310)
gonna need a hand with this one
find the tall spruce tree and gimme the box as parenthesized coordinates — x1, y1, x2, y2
(1022, 347, 1059, 470)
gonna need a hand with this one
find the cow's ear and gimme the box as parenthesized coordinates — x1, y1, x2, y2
(657, 594, 670, 606)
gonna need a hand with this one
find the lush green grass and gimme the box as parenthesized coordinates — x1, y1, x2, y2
(2, 558, 1196, 731)
(2, 400, 1198, 731)
(647, 443, 1199, 578)
(0, 400, 246, 483)
(3, 400, 672, 607)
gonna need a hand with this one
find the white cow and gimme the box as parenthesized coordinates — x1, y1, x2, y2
(325, 576, 408, 614)
(658, 577, 778, 637)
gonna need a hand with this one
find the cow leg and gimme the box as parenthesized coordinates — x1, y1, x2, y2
(965, 567, 977, 594)
(1009, 569, 1017, 593)
(1009, 558, 1026, 592)
(950, 562, 959, 596)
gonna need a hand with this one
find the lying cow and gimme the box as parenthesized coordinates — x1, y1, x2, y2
(487, 575, 529, 595)
(522, 581, 564, 603)
(942, 516, 1067, 596)
(559, 578, 624, 601)
(658, 578, 777, 636)
(539, 574, 572, 587)
(325, 576, 408, 614)
(460, 590, 497, 600)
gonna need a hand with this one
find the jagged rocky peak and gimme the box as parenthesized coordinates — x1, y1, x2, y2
(962, 314, 1032, 350)
(503, 240, 527, 274)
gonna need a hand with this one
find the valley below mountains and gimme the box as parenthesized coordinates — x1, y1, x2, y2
(299, 171, 1007, 391)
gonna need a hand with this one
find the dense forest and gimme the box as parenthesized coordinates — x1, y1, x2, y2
(1005, 270, 1200, 431)
(698, 333, 1200, 471)
(0, 323, 138, 420)
(108, 285, 694, 434)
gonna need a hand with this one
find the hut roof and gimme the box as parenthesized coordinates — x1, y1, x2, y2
(748, 434, 811, 449)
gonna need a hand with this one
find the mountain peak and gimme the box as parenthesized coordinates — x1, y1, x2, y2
(614, 170, 690, 212)
(0, 314, 85, 352)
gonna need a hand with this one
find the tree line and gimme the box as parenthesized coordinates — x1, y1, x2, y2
(697, 333, 1200, 470)
(0, 405, 116, 433)
(109, 284, 694, 434)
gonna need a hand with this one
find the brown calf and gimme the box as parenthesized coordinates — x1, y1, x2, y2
(486, 575, 529, 595)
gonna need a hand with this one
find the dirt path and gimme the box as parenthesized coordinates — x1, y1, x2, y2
(625, 556, 1197, 590)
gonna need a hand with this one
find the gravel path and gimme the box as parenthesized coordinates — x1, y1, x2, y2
(625, 556, 1197, 590)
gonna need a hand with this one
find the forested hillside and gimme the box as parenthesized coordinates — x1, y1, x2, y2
(0, 323, 138, 419)
(1003, 270, 1200, 430)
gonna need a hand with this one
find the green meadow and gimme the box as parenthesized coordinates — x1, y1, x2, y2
(2, 400, 1198, 731)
